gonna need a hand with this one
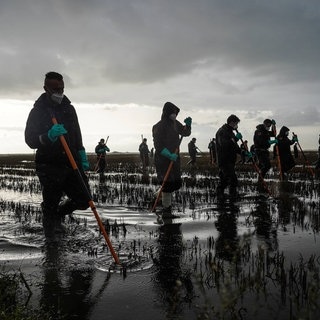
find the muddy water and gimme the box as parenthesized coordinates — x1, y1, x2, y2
(0, 164, 319, 320)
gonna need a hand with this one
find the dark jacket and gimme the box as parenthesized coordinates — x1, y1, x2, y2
(139, 142, 150, 157)
(152, 102, 191, 155)
(25, 93, 85, 166)
(276, 126, 295, 172)
(152, 102, 191, 191)
(188, 140, 197, 158)
(215, 123, 241, 166)
(253, 124, 275, 150)
(95, 143, 107, 157)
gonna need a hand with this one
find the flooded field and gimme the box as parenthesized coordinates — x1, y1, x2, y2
(0, 152, 319, 320)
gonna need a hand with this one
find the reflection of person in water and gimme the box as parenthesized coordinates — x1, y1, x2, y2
(215, 207, 239, 261)
(40, 240, 105, 319)
(153, 223, 194, 318)
(252, 201, 278, 252)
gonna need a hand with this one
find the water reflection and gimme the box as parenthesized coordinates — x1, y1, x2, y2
(153, 223, 194, 319)
(215, 205, 239, 261)
(40, 238, 103, 319)
(278, 181, 295, 226)
(252, 200, 278, 252)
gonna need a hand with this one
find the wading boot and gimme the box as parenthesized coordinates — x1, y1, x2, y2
(162, 206, 179, 219)
(229, 187, 239, 202)
(57, 198, 78, 217)
(216, 186, 225, 203)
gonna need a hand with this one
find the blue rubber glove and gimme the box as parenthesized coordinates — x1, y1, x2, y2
(78, 149, 90, 171)
(104, 146, 110, 152)
(269, 139, 278, 145)
(47, 124, 67, 142)
(235, 132, 242, 141)
(184, 117, 192, 127)
(160, 148, 178, 162)
(271, 119, 276, 125)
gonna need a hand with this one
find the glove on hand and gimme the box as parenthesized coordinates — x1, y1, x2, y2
(48, 124, 67, 142)
(292, 135, 298, 142)
(269, 139, 278, 145)
(78, 149, 90, 171)
(161, 148, 178, 162)
(104, 146, 110, 152)
(245, 151, 253, 158)
(184, 117, 192, 127)
(235, 132, 242, 140)
(271, 119, 276, 125)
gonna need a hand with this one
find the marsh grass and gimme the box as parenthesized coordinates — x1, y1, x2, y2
(0, 151, 319, 319)
(0, 268, 51, 320)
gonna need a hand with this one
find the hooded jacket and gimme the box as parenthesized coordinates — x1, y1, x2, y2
(253, 124, 275, 150)
(215, 123, 241, 166)
(152, 102, 191, 192)
(152, 102, 191, 154)
(276, 126, 295, 172)
(25, 93, 85, 166)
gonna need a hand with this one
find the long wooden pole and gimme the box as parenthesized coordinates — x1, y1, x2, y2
(51, 117, 120, 264)
(151, 136, 183, 212)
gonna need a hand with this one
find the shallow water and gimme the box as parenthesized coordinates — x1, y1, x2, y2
(0, 162, 319, 319)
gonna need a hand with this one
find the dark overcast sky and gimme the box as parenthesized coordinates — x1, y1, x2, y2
(1, 0, 319, 152)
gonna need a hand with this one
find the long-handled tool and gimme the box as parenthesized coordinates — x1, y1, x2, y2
(272, 124, 283, 180)
(151, 136, 183, 212)
(50, 115, 120, 264)
(236, 129, 273, 197)
(94, 136, 109, 172)
(292, 132, 315, 178)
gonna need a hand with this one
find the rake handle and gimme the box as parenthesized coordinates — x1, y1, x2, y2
(51, 116, 120, 265)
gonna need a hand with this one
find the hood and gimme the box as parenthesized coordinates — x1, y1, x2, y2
(256, 123, 267, 131)
(161, 102, 180, 120)
(279, 126, 290, 136)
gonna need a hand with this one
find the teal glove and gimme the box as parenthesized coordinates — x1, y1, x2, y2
(184, 117, 192, 127)
(271, 119, 276, 125)
(269, 139, 278, 145)
(160, 148, 178, 162)
(48, 124, 67, 142)
(245, 151, 253, 158)
(292, 135, 298, 142)
(104, 146, 110, 152)
(78, 149, 90, 171)
(235, 132, 242, 140)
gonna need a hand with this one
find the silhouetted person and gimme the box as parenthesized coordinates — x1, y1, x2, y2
(95, 138, 110, 173)
(276, 126, 297, 180)
(152, 102, 191, 218)
(139, 138, 150, 170)
(25, 71, 90, 238)
(215, 114, 243, 201)
(187, 137, 198, 166)
(208, 138, 216, 164)
(253, 118, 277, 188)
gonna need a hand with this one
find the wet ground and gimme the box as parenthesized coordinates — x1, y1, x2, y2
(0, 154, 319, 319)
